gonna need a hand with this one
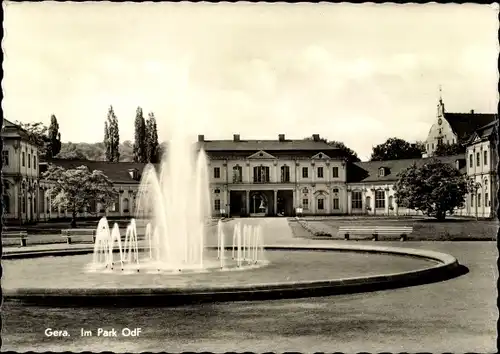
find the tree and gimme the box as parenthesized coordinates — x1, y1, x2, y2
(104, 120, 112, 161)
(104, 106, 120, 162)
(146, 112, 159, 163)
(42, 164, 118, 227)
(394, 159, 472, 221)
(434, 142, 465, 156)
(47, 115, 62, 158)
(133, 107, 147, 162)
(55, 142, 88, 160)
(304, 135, 360, 162)
(15, 121, 49, 155)
(370, 137, 423, 161)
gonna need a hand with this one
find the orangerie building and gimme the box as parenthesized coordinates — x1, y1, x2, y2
(2, 117, 497, 224)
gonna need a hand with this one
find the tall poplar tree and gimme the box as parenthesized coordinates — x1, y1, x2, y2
(146, 112, 159, 163)
(133, 107, 147, 163)
(104, 120, 112, 162)
(47, 114, 62, 158)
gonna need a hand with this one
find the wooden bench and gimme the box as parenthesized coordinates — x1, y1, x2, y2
(338, 226, 413, 241)
(61, 229, 96, 245)
(3, 231, 29, 247)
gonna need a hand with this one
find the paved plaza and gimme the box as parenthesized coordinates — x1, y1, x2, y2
(1, 218, 497, 352)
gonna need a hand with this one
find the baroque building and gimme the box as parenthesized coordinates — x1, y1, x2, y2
(425, 96, 496, 157)
(2, 121, 498, 224)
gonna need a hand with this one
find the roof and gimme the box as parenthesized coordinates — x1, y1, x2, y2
(43, 158, 154, 184)
(348, 154, 466, 183)
(469, 119, 499, 143)
(1, 118, 39, 145)
(444, 112, 497, 142)
(197, 139, 339, 152)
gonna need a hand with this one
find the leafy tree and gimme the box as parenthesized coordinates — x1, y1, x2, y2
(15, 121, 49, 155)
(146, 112, 159, 163)
(394, 159, 472, 221)
(370, 137, 422, 161)
(42, 164, 118, 227)
(304, 135, 360, 162)
(47, 115, 62, 158)
(55, 142, 88, 160)
(133, 107, 147, 162)
(434, 142, 465, 156)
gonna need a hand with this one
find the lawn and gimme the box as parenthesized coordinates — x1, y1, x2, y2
(291, 217, 498, 241)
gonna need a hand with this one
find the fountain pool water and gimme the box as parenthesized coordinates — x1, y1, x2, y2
(88, 217, 267, 274)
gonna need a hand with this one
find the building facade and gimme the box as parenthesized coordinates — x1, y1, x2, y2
(425, 97, 497, 157)
(2, 123, 498, 224)
(2, 119, 43, 224)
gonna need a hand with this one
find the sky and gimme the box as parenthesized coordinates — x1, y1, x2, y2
(3, 2, 498, 160)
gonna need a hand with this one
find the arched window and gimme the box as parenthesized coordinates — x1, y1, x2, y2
(388, 195, 394, 209)
(123, 198, 130, 212)
(3, 195, 10, 214)
(281, 165, 290, 182)
(232, 165, 242, 183)
(351, 191, 362, 209)
(365, 196, 371, 209)
(375, 190, 385, 209)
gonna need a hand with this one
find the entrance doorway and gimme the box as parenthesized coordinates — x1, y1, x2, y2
(229, 191, 245, 216)
(277, 190, 294, 216)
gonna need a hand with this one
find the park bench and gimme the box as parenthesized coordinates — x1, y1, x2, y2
(61, 229, 97, 245)
(338, 226, 413, 241)
(3, 231, 29, 247)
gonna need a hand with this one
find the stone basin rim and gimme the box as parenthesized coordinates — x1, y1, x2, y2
(2, 244, 462, 305)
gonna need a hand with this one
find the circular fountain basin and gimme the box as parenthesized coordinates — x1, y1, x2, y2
(2, 245, 464, 307)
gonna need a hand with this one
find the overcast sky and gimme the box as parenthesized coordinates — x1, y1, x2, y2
(3, 2, 498, 160)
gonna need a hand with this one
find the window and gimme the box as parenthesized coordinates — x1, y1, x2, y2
(302, 187, 308, 194)
(302, 198, 309, 210)
(22, 152, 25, 167)
(232, 165, 242, 183)
(317, 167, 324, 178)
(332, 167, 339, 178)
(351, 191, 362, 209)
(484, 150, 488, 165)
(2, 151, 9, 166)
(432, 143, 434, 150)
(375, 190, 385, 209)
(317, 198, 324, 210)
(280, 165, 290, 182)
(485, 193, 489, 207)
(476, 152, 480, 167)
(366, 196, 371, 209)
(33, 156, 37, 169)
(214, 188, 220, 194)
(123, 198, 130, 212)
(332, 197, 339, 210)
(214, 199, 221, 211)
(332, 188, 339, 193)
(253, 166, 270, 183)
(33, 197, 37, 213)
(388, 196, 394, 209)
(469, 154, 473, 168)
(22, 196, 26, 213)
(437, 137, 443, 146)
(477, 193, 481, 208)
(28, 154, 31, 168)
(470, 194, 474, 207)
(214, 167, 220, 179)
(88, 199, 97, 213)
(379, 168, 385, 177)
(302, 167, 309, 178)
(3, 195, 10, 214)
